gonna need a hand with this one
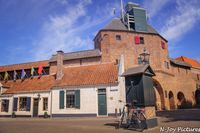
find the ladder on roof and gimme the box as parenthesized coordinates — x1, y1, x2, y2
(124, 13, 135, 31)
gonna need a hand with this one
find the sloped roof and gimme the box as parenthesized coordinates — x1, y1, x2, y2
(170, 58, 191, 68)
(2, 75, 55, 94)
(103, 18, 128, 31)
(122, 64, 155, 76)
(176, 56, 200, 69)
(102, 18, 159, 35)
(1, 63, 118, 94)
(55, 63, 118, 87)
(49, 49, 101, 62)
(0, 60, 49, 72)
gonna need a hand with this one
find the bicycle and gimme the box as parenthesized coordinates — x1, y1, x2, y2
(116, 100, 147, 132)
(116, 100, 130, 129)
(126, 107, 147, 132)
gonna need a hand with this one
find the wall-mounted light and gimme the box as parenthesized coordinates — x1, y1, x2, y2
(37, 93, 41, 100)
(139, 48, 150, 65)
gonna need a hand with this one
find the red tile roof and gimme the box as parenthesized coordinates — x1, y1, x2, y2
(0, 60, 49, 72)
(2, 75, 55, 94)
(1, 63, 118, 94)
(176, 56, 200, 69)
(55, 63, 118, 87)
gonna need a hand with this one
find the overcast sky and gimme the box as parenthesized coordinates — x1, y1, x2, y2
(0, 0, 200, 65)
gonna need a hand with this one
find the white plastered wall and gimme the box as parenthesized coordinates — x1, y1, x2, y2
(0, 92, 51, 116)
(51, 85, 120, 116)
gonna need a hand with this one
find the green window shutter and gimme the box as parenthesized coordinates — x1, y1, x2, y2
(26, 97, 31, 111)
(13, 98, 18, 111)
(75, 90, 80, 109)
(59, 90, 65, 109)
(5, 100, 9, 112)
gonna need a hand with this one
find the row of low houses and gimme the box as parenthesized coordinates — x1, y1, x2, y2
(0, 61, 124, 117)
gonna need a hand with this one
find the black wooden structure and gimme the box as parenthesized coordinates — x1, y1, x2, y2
(122, 64, 157, 128)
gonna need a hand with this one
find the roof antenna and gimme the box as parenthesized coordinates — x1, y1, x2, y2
(113, 8, 116, 16)
(120, 0, 124, 23)
(146, 12, 150, 23)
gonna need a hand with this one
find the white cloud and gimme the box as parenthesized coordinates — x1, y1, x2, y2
(143, 0, 170, 18)
(196, 57, 200, 63)
(32, 0, 92, 60)
(32, 0, 118, 60)
(160, 0, 200, 42)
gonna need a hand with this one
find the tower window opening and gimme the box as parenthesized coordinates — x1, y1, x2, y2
(116, 35, 121, 41)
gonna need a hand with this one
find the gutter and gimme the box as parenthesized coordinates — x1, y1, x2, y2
(95, 29, 168, 43)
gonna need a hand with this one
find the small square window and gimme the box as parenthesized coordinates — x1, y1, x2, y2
(140, 37, 144, 44)
(161, 41, 166, 49)
(116, 35, 121, 40)
(164, 61, 169, 69)
(135, 36, 144, 44)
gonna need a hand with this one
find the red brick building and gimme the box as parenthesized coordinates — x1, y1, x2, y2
(0, 2, 200, 118)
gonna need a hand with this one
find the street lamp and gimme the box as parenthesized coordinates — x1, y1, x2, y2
(139, 48, 150, 65)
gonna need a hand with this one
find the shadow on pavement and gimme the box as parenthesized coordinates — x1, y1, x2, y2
(156, 109, 200, 122)
(104, 122, 145, 132)
(104, 122, 118, 127)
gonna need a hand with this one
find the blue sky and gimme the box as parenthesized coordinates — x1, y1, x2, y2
(0, 0, 200, 65)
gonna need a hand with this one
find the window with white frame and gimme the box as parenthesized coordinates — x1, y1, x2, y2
(19, 97, 27, 111)
(66, 90, 75, 108)
(43, 98, 48, 111)
(1, 99, 9, 112)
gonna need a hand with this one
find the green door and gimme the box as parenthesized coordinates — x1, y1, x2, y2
(98, 89, 107, 116)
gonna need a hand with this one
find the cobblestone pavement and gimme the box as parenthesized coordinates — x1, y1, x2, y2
(0, 109, 200, 133)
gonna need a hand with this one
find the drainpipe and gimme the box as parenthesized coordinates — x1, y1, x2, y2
(50, 90, 53, 118)
(0, 83, 2, 95)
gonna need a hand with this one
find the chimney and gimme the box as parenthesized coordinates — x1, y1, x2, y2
(56, 50, 64, 80)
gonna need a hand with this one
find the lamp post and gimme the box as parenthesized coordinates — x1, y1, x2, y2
(139, 48, 150, 65)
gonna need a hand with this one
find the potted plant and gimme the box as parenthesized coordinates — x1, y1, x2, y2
(44, 112, 48, 118)
(12, 112, 16, 118)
